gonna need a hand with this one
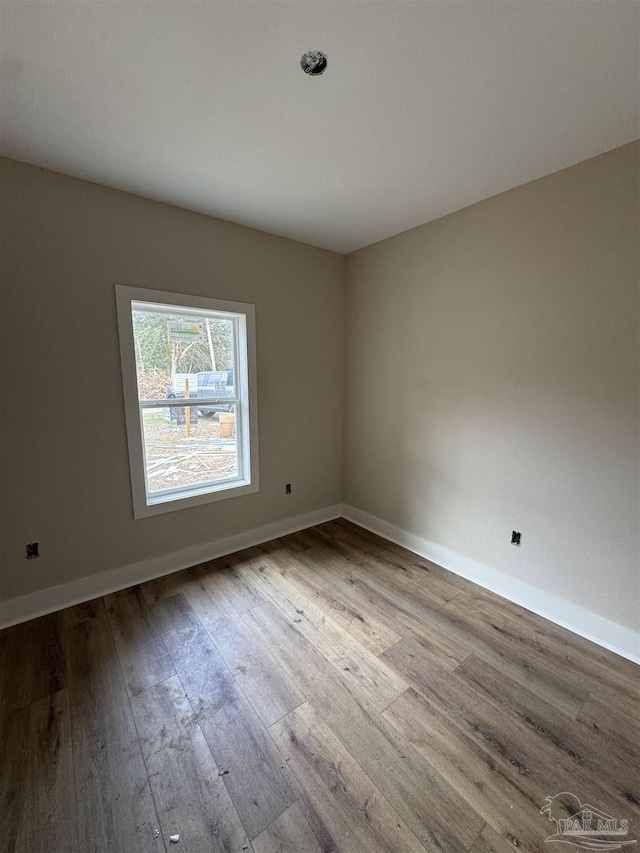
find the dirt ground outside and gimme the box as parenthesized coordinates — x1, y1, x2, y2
(142, 411, 237, 492)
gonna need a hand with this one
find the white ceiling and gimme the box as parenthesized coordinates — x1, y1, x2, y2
(1, 1, 638, 254)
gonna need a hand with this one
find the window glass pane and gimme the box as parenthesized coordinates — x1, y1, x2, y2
(132, 308, 236, 401)
(142, 407, 238, 495)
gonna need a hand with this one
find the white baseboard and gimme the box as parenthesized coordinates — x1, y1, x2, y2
(342, 504, 640, 665)
(0, 504, 343, 629)
(3, 500, 638, 665)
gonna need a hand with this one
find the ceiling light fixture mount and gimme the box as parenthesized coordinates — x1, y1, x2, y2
(300, 50, 327, 76)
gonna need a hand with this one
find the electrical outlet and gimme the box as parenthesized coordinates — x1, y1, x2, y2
(26, 542, 39, 559)
(285, 483, 292, 494)
(511, 531, 521, 546)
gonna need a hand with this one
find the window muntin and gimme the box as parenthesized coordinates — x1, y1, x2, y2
(116, 286, 258, 518)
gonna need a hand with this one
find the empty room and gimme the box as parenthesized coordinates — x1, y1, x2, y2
(0, 2, 638, 852)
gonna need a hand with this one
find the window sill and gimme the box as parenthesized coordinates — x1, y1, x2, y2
(133, 478, 259, 519)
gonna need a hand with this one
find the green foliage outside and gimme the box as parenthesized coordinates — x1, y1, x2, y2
(133, 311, 234, 399)
(133, 311, 233, 374)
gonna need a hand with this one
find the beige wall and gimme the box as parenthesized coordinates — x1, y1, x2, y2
(344, 142, 639, 631)
(2, 144, 638, 634)
(0, 159, 345, 601)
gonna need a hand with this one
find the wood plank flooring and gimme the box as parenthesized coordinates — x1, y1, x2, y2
(1, 519, 638, 852)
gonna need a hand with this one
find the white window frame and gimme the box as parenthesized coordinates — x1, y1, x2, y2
(115, 285, 259, 518)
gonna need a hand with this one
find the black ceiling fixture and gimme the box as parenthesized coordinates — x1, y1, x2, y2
(300, 50, 327, 76)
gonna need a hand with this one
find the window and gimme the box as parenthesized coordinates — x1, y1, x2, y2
(115, 285, 258, 518)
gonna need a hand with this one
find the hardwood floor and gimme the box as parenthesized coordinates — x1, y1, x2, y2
(1, 519, 638, 852)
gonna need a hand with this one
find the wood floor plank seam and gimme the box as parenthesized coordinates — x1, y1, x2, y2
(60, 624, 85, 852)
(106, 595, 169, 853)
(178, 569, 306, 729)
(264, 701, 432, 853)
(142, 573, 292, 841)
(150, 622, 258, 846)
(157, 593, 300, 842)
(572, 692, 589, 723)
(67, 685, 81, 853)
(467, 822, 492, 853)
(451, 651, 475, 672)
(233, 560, 409, 714)
(64, 603, 167, 852)
(248, 598, 486, 851)
(375, 685, 411, 716)
(124, 672, 179, 697)
(131, 674, 254, 851)
(151, 584, 264, 849)
(250, 798, 335, 853)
